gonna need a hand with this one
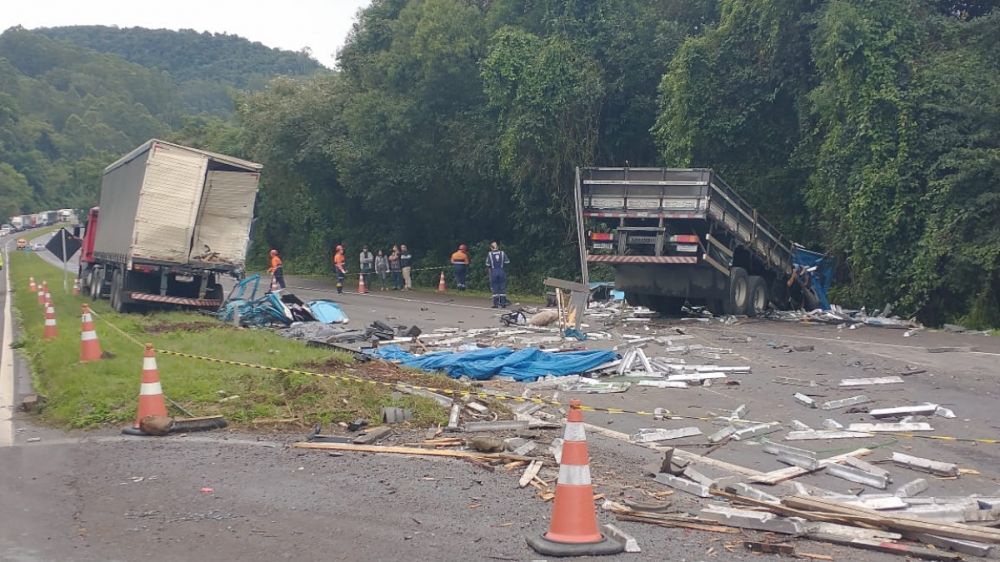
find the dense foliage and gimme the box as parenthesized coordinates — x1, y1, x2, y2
(2, 3, 997, 327)
(0, 26, 321, 217)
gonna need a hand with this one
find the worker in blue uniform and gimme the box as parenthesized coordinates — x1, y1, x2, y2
(485, 241, 510, 308)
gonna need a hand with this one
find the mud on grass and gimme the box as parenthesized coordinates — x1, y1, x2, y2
(9, 252, 447, 430)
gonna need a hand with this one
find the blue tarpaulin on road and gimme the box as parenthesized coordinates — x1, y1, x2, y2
(793, 245, 834, 310)
(370, 345, 617, 382)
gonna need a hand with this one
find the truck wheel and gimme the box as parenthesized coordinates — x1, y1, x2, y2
(111, 270, 128, 313)
(747, 276, 768, 317)
(724, 267, 750, 315)
(624, 292, 644, 307)
(802, 286, 821, 311)
(89, 267, 102, 301)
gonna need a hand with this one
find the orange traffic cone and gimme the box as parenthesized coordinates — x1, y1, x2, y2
(72, 279, 80, 296)
(43, 304, 58, 340)
(79, 304, 102, 362)
(358, 273, 368, 294)
(123, 344, 169, 436)
(44, 291, 52, 307)
(437, 271, 447, 293)
(526, 399, 623, 556)
(29, 277, 37, 293)
(37, 282, 47, 305)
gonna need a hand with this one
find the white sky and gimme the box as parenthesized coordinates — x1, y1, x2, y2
(1, 0, 373, 68)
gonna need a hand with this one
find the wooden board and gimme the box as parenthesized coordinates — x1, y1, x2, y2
(784, 495, 1000, 545)
(293, 442, 535, 462)
(751, 448, 872, 485)
(519, 460, 542, 488)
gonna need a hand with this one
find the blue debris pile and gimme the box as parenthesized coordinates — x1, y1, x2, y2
(369, 345, 616, 382)
(217, 274, 349, 327)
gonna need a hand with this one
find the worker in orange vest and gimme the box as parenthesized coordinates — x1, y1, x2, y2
(333, 245, 347, 294)
(268, 249, 285, 289)
(450, 244, 470, 290)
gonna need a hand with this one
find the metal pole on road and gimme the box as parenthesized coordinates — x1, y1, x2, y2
(61, 230, 69, 292)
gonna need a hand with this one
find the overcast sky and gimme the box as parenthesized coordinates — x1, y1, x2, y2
(1, 0, 373, 68)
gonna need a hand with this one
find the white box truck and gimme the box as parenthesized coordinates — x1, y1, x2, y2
(79, 140, 262, 312)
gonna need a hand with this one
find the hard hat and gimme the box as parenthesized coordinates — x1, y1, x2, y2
(336, 245, 344, 251)
(459, 244, 467, 251)
(270, 249, 278, 256)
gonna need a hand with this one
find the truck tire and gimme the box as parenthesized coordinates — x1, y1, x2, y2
(111, 269, 128, 313)
(89, 267, 102, 301)
(802, 286, 821, 312)
(724, 267, 750, 316)
(747, 276, 768, 317)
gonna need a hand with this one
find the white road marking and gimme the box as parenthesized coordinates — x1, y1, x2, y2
(1, 241, 15, 446)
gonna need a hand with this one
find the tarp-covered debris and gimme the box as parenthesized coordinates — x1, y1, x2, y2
(792, 245, 833, 310)
(370, 345, 617, 382)
(217, 274, 348, 327)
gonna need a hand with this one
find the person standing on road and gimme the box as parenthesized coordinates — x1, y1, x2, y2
(399, 244, 413, 290)
(388, 247, 402, 290)
(450, 244, 469, 290)
(268, 249, 285, 289)
(485, 241, 510, 308)
(333, 244, 347, 294)
(374, 249, 389, 291)
(359, 245, 374, 280)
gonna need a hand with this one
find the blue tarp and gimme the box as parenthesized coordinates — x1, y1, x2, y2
(793, 245, 833, 310)
(370, 345, 617, 382)
(307, 300, 349, 324)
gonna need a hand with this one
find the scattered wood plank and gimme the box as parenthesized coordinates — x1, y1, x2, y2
(617, 513, 738, 534)
(783, 495, 1000, 544)
(797, 552, 834, 561)
(519, 460, 542, 488)
(292, 441, 535, 462)
(751, 448, 872, 485)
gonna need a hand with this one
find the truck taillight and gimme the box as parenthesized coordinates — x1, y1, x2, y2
(590, 232, 613, 241)
(670, 235, 699, 244)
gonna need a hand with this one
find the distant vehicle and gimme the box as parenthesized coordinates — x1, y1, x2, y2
(16, 238, 27, 250)
(10, 216, 23, 230)
(80, 139, 262, 312)
(574, 167, 822, 316)
(31, 243, 45, 252)
(0, 224, 11, 236)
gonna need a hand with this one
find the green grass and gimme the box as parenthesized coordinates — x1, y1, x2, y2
(9, 252, 450, 429)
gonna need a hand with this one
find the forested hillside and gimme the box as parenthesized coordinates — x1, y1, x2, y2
(36, 26, 323, 114)
(0, 25, 321, 218)
(235, 0, 998, 327)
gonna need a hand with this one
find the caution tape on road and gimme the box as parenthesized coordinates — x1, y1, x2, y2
(88, 309, 1000, 444)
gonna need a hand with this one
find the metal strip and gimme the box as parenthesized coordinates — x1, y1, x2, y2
(702, 253, 731, 277)
(706, 234, 733, 257)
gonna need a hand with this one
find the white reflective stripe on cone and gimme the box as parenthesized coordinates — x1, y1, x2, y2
(81, 330, 98, 341)
(82, 314, 93, 322)
(46, 307, 54, 314)
(564, 422, 587, 442)
(558, 464, 592, 486)
(139, 382, 162, 395)
(44, 319, 57, 326)
(143, 357, 158, 371)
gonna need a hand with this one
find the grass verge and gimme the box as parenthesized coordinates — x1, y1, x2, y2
(9, 252, 449, 429)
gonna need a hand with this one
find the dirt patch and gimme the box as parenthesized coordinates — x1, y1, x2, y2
(298, 357, 469, 393)
(144, 321, 227, 334)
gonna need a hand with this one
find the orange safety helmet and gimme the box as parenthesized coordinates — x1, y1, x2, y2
(459, 244, 467, 251)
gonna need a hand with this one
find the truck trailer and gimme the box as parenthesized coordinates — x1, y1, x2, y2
(573, 167, 819, 316)
(79, 139, 262, 312)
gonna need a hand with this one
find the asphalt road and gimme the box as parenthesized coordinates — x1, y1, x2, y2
(4, 239, 1000, 561)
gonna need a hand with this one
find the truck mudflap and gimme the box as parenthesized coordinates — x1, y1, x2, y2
(129, 292, 221, 308)
(587, 255, 698, 264)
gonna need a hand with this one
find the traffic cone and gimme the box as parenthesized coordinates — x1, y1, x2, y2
(44, 291, 52, 306)
(43, 304, 58, 340)
(37, 282, 47, 305)
(79, 304, 102, 362)
(123, 344, 169, 436)
(358, 273, 368, 294)
(437, 271, 447, 293)
(72, 279, 80, 296)
(526, 399, 624, 557)
(29, 277, 37, 293)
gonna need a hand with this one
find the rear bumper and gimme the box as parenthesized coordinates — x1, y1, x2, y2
(587, 255, 698, 264)
(610, 263, 727, 301)
(128, 292, 221, 308)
